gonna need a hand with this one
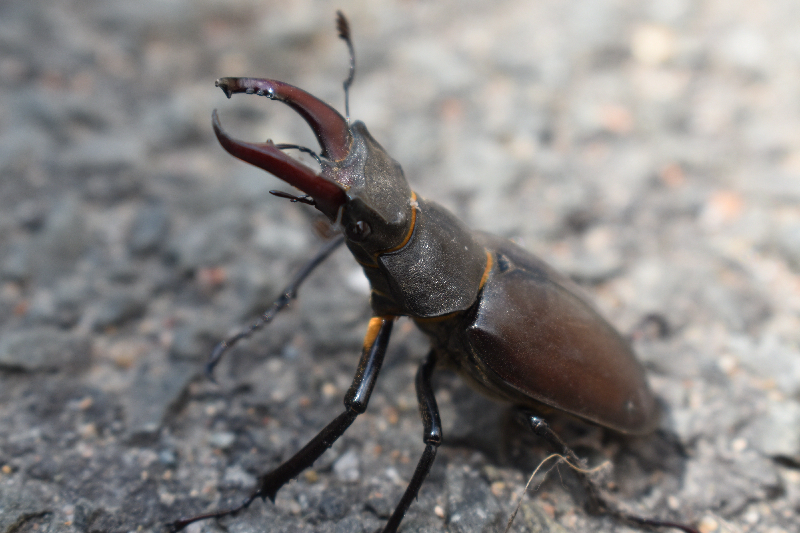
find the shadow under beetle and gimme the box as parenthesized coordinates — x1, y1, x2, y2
(171, 13, 699, 533)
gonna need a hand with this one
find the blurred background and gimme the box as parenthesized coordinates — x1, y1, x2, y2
(0, 0, 798, 532)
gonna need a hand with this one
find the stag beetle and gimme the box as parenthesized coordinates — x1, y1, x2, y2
(171, 13, 699, 533)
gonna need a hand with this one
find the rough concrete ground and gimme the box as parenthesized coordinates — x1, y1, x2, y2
(0, 1, 799, 532)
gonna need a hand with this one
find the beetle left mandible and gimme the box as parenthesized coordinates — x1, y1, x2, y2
(170, 13, 699, 533)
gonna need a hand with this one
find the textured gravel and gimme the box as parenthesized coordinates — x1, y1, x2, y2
(1, 1, 799, 532)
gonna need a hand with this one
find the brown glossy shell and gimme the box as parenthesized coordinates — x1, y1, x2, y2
(462, 234, 659, 435)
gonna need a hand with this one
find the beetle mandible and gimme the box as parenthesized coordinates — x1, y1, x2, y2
(170, 13, 699, 533)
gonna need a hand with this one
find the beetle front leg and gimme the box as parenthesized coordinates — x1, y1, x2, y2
(169, 316, 394, 533)
(381, 350, 442, 533)
(257, 316, 395, 498)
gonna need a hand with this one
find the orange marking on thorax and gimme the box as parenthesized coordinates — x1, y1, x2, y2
(381, 192, 417, 255)
(479, 249, 493, 289)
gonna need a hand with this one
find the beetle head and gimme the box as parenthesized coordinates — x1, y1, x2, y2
(213, 77, 413, 255)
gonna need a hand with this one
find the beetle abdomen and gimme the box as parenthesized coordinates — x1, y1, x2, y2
(463, 238, 659, 435)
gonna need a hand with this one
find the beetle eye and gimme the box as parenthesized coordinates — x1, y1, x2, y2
(347, 220, 371, 241)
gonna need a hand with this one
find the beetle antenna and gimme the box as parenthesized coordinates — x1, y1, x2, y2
(269, 190, 316, 206)
(336, 11, 355, 123)
(275, 143, 325, 166)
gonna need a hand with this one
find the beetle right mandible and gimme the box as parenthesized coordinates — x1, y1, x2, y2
(170, 12, 699, 533)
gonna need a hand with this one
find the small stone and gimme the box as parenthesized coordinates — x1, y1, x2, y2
(746, 399, 800, 461)
(446, 462, 504, 533)
(58, 134, 145, 172)
(90, 292, 147, 331)
(697, 515, 719, 533)
(13, 200, 47, 231)
(127, 201, 170, 255)
(208, 431, 236, 449)
(365, 492, 395, 519)
(222, 463, 255, 489)
(123, 358, 197, 442)
(26, 284, 85, 328)
(1, 242, 32, 282)
(777, 222, 800, 271)
(334, 516, 366, 533)
(168, 321, 221, 361)
(0, 482, 52, 531)
(158, 449, 177, 466)
(318, 494, 350, 521)
(631, 24, 676, 66)
(719, 27, 768, 72)
(27, 457, 59, 481)
(517, 500, 569, 533)
(0, 327, 91, 373)
(171, 209, 249, 271)
(333, 449, 360, 483)
(26, 196, 88, 281)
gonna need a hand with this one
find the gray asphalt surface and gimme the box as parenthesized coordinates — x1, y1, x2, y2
(0, 1, 798, 532)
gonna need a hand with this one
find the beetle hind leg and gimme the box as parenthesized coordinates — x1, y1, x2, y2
(524, 414, 608, 514)
(523, 414, 700, 533)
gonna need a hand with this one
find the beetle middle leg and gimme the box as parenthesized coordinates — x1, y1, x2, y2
(381, 350, 442, 533)
(169, 316, 394, 532)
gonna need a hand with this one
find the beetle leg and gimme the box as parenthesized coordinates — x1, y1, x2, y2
(169, 317, 394, 532)
(525, 415, 607, 512)
(254, 316, 394, 497)
(382, 350, 442, 533)
(525, 414, 700, 533)
(204, 235, 346, 378)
